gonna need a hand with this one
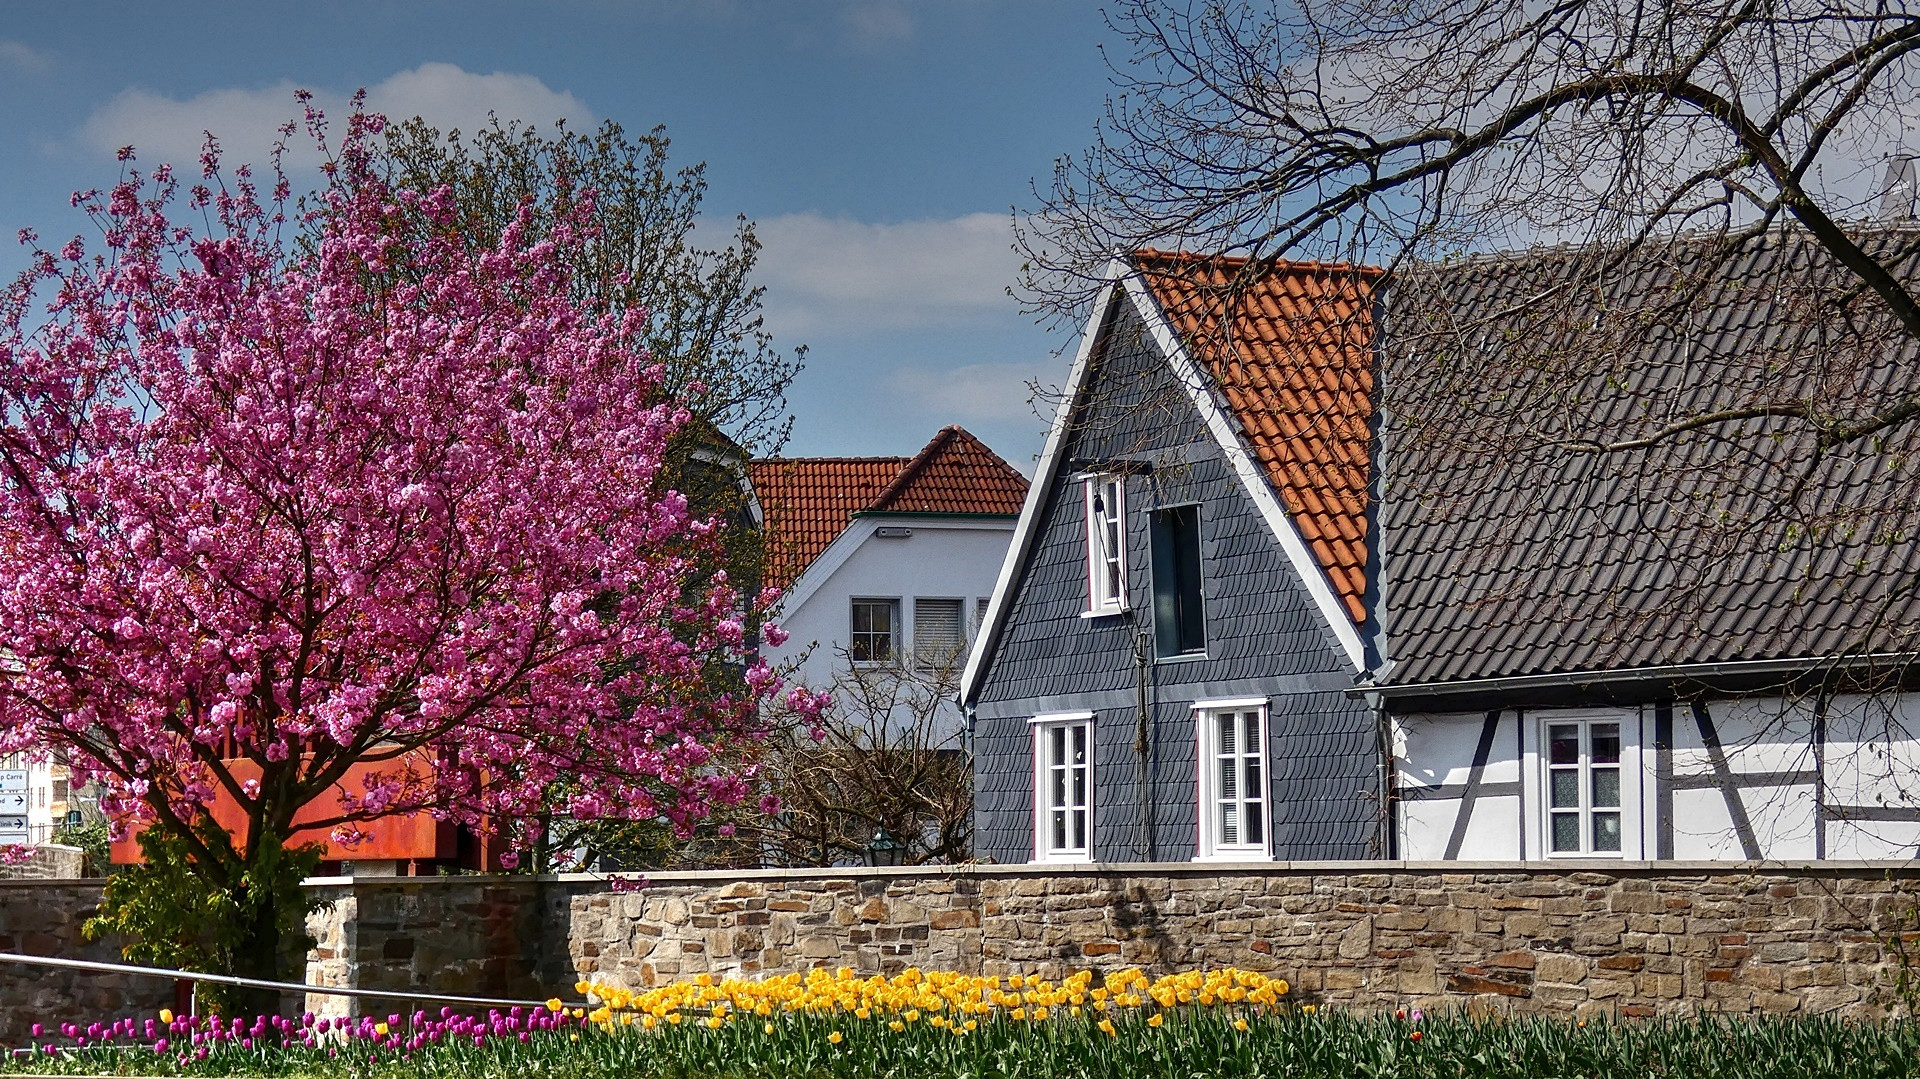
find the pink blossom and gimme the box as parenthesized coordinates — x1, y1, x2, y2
(0, 99, 788, 882)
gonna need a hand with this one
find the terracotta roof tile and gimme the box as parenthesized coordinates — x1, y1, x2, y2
(748, 427, 1028, 591)
(1132, 250, 1378, 627)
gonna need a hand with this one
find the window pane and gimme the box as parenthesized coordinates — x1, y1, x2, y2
(1217, 714, 1236, 756)
(1070, 724, 1087, 765)
(1550, 769, 1579, 809)
(1592, 812, 1622, 852)
(1243, 756, 1261, 800)
(1050, 726, 1065, 766)
(1548, 725, 1579, 765)
(1071, 763, 1087, 807)
(1051, 768, 1066, 807)
(1592, 767, 1621, 808)
(1246, 806, 1263, 845)
(1551, 812, 1580, 852)
(1242, 713, 1260, 754)
(1591, 724, 1621, 764)
(1051, 809, 1066, 850)
(1070, 808, 1087, 850)
(1219, 802, 1238, 845)
(1218, 756, 1236, 799)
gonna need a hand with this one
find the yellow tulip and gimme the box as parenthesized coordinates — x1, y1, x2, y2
(828, 1031, 843, 1044)
(889, 1020, 905, 1032)
(158, 1009, 173, 1025)
(375, 1022, 389, 1037)
(547, 997, 564, 1012)
(1147, 1013, 1164, 1028)
(1098, 1019, 1117, 1037)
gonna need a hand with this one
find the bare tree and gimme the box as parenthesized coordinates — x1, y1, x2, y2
(1025, 2, 1920, 836)
(1028, 0, 1920, 450)
(553, 645, 973, 872)
(749, 645, 974, 867)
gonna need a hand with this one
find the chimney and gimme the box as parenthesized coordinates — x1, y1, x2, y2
(1879, 155, 1918, 220)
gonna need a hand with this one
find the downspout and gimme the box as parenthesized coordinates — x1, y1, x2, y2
(1367, 688, 1395, 859)
(1133, 628, 1155, 861)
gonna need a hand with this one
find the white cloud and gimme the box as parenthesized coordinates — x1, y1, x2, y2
(887, 360, 1054, 426)
(77, 63, 590, 171)
(0, 40, 49, 74)
(753, 211, 1019, 334)
(841, 0, 915, 48)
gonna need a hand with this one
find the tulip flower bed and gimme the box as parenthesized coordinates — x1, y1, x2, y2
(4, 968, 1917, 1079)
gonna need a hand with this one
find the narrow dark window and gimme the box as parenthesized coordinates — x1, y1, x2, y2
(1150, 505, 1205, 657)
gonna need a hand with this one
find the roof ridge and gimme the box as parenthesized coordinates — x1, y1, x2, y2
(750, 454, 914, 466)
(867, 425, 1028, 513)
(866, 426, 959, 512)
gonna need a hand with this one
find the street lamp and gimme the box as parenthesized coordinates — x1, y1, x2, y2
(867, 826, 906, 867)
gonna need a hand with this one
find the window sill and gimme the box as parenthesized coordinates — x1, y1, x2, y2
(1080, 608, 1129, 619)
(1032, 853, 1093, 865)
(1154, 651, 1209, 665)
(1192, 850, 1271, 863)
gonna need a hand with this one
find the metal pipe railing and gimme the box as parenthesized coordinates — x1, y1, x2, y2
(0, 952, 591, 1012)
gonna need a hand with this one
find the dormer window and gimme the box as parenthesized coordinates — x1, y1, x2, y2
(1084, 475, 1126, 614)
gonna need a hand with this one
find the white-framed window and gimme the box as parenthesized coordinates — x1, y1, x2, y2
(1194, 700, 1271, 859)
(1531, 713, 1642, 858)
(1031, 712, 1094, 862)
(1084, 475, 1126, 614)
(849, 597, 899, 662)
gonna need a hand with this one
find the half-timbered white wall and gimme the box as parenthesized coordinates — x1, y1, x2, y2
(1395, 692, 1920, 861)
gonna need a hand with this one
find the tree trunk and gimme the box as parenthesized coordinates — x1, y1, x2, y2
(223, 885, 288, 1019)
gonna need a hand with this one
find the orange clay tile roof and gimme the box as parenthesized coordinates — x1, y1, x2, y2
(1132, 249, 1379, 626)
(748, 426, 1028, 590)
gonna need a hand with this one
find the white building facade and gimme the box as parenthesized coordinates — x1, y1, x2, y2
(750, 427, 1027, 734)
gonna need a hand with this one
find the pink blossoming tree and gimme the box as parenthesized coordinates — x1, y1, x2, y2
(0, 103, 818, 996)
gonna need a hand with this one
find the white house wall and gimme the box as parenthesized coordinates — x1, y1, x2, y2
(1394, 710, 1525, 859)
(1395, 692, 1920, 861)
(1824, 693, 1920, 859)
(762, 517, 1017, 736)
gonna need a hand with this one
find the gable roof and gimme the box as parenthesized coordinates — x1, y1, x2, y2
(961, 258, 1377, 705)
(866, 426, 1031, 516)
(1374, 228, 1920, 689)
(1131, 250, 1378, 625)
(748, 427, 1027, 591)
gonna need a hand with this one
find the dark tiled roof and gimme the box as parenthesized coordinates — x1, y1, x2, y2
(1132, 250, 1378, 625)
(748, 427, 1028, 591)
(1376, 228, 1920, 686)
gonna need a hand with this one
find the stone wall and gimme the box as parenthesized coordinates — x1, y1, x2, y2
(315, 861, 1920, 1021)
(0, 844, 86, 880)
(0, 879, 177, 1045)
(5, 861, 1919, 1047)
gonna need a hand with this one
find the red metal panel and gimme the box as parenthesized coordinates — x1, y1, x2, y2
(110, 753, 458, 863)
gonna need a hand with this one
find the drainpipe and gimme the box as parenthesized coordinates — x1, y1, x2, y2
(1367, 689, 1395, 859)
(1133, 628, 1155, 861)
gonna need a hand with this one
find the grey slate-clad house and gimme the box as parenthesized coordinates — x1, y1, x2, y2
(959, 251, 1386, 864)
(964, 231, 1920, 865)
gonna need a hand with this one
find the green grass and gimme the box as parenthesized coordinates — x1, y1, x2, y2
(5, 1009, 1920, 1079)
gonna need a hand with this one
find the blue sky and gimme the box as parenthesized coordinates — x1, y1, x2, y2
(0, 1, 1118, 469)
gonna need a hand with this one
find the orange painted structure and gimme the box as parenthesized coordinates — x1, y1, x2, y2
(110, 752, 499, 871)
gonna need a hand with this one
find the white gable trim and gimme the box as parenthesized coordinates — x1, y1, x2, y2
(779, 516, 1013, 619)
(1118, 272, 1368, 671)
(960, 266, 1124, 705)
